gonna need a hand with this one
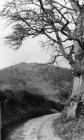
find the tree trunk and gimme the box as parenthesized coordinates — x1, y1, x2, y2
(67, 76, 83, 119)
(66, 8, 84, 119)
(66, 47, 84, 119)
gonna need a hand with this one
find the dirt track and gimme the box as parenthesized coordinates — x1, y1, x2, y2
(9, 113, 62, 140)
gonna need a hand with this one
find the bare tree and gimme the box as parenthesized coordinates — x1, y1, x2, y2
(1, 0, 84, 119)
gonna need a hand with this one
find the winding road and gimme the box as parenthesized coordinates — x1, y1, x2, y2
(8, 113, 62, 140)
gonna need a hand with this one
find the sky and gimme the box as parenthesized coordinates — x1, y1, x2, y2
(0, 0, 70, 70)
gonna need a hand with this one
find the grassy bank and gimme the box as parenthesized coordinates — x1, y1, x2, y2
(53, 116, 84, 140)
(53, 101, 84, 140)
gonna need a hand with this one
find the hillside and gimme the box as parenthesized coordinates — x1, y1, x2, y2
(0, 62, 73, 101)
(1, 63, 73, 140)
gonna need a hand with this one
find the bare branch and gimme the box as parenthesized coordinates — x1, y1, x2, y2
(38, 0, 45, 11)
(49, 54, 62, 64)
(69, 0, 80, 12)
(0, 0, 77, 65)
(55, 31, 68, 60)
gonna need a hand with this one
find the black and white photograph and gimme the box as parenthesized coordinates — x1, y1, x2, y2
(1, 0, 84, 140)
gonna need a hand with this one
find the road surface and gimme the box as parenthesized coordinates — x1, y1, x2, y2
(9, 113, 62, 140)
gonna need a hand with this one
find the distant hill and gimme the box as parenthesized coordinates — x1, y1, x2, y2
(0, 62, 73, 102)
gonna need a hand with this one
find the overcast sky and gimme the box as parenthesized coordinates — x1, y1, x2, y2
(0, 1, 51, 69)
(0, 0, 70, 70)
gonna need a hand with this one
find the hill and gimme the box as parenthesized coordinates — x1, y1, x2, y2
(1, 63, 73, 140)
(0, 62, 73, 101)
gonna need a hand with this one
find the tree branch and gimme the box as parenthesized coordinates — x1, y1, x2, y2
(69, 0, 80, 12)
(38, 0, 45, 11)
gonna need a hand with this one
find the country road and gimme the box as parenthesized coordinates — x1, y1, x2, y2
(8, 113, 62, 140)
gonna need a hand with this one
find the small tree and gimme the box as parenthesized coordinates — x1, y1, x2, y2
(1, 0, 84, 119)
